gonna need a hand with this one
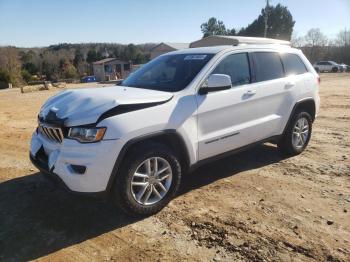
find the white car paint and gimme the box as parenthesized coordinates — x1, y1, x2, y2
(30, 44, 320, 193)
(40, 86, 173, 127)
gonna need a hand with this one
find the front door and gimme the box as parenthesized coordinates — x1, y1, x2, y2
(196, 52, 259, 160)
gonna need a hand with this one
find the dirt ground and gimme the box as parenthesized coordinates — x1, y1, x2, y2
(0, 74, 349, 262)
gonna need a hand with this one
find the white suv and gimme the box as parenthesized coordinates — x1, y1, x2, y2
(30, 40, 320, 216)
(313, 61, 342, 73)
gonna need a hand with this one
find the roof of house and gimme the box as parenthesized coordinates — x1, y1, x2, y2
(151, 42, 190, 51)
(92, 58, 129, 65)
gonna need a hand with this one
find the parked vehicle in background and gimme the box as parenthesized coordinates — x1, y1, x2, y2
(81, 76, 97, 83)
(339, 63, 349, 72)
(30, 37, 320, 216)
(313, 61, 343, 73)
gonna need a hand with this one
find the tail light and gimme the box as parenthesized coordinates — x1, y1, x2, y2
(317, 76, 321, 85)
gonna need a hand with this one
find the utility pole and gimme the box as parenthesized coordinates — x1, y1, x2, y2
(264, 0, 270, 38)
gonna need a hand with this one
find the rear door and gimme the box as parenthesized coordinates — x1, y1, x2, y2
(248, 51, 295, 138)
(325, 61, 332, 72)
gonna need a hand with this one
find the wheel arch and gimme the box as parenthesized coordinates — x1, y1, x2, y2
(283, 99, 316, 135)
(106, 130, 190, 193)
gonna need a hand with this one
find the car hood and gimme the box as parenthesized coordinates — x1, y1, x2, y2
(39, 86, 173, 126)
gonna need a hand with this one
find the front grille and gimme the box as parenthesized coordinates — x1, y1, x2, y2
(38, 124, 64, 143)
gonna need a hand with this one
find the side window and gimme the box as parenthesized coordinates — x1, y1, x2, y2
(212, 53, 251, 87)
(254, 52, 284, 82)
(280, 53, 308, 76)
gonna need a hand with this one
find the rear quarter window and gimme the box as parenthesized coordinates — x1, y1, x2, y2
(280, 53, 308, 76)
(253, 52, 284, 82)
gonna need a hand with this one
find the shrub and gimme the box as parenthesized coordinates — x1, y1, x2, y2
(21, 69, 33, 83)
(0, 70, 11, 83)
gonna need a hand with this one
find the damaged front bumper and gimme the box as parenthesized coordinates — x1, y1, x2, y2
(29, 131, 122, 193)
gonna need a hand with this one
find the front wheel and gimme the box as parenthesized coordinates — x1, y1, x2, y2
(112, 143, 181, 216)
(278, 111, 312, 156)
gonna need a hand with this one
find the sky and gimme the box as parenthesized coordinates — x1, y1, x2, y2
(0, 0, 349, 47)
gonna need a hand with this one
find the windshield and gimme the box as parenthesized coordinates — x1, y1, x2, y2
(122, 53, 214, 92)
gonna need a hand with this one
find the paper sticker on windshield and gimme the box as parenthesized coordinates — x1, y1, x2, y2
(184, 55, 207, 60)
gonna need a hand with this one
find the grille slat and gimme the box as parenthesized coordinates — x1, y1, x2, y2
(38, 124, 64, 143)
(42, 127, 51, 139)
(49, 128, 59, 141)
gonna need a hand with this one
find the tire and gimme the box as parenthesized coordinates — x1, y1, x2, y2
(332, 67, 339, 73)
(278, 111, 312, 156)
(112, 142, 181, 217)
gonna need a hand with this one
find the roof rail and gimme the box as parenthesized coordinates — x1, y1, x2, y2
(190, 35, 291, 48)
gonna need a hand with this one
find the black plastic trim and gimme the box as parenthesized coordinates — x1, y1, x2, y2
(282, 98, 316, 135)
(199, 85, 232, 95)
(189, 135, 281, 172)
(105, 129, 190, 193)
(38, 110, 67, 127)
(248, 52, 257, 83)
(96, 97, 173, 124)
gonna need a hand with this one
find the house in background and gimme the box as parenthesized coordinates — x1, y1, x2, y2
(150, 42, 189, 59)
(93, 58, 132, 81)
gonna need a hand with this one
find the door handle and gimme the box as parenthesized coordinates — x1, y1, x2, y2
(244, 90, 256, 96)
(285, 82, 295, 89)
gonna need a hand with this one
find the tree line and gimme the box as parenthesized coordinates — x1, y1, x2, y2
(0, 43, 154, 87)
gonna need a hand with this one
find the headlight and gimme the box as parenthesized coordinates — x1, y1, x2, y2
(68, 127, 106, 143)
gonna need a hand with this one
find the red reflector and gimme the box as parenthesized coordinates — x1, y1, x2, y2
(317, 76, 321, 84)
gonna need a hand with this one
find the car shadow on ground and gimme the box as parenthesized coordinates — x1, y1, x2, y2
(181, 143, 283, 195)
(0, 144, 284, 261)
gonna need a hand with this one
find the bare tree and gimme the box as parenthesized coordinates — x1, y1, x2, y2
(336, 29, 350, 47)
(304, 28, 328, 47)
(0, 47, 22, 86)
(335, 29, 350, 65)
(291, 31, 304, 48)
(303, 28, 328, 63)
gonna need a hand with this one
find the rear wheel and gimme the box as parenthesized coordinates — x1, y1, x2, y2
(112, 143, 181, 216)
(278, 111, 312, 156)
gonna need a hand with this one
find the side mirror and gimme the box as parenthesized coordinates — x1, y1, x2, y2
(199, 74, 232, 95)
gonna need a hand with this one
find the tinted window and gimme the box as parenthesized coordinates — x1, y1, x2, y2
(254, 52, 284, 82)
(122, 54, 214, 92)
(212, 53, 251, 86)
(281, 53, 308, 75)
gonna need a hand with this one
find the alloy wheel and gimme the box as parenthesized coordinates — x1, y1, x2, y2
(292, 117, 310, 150)
(130, 157, 172, 205)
